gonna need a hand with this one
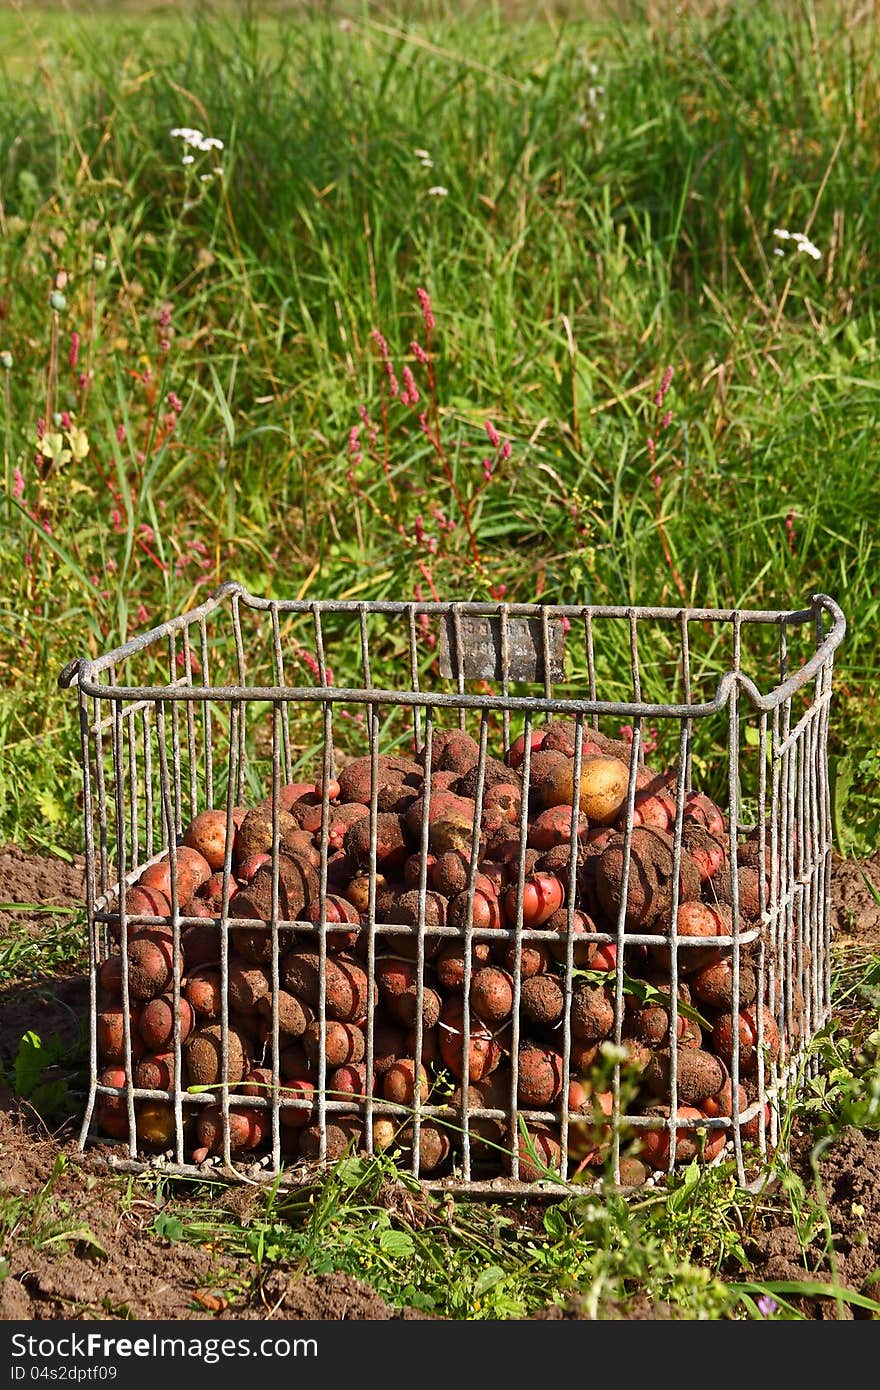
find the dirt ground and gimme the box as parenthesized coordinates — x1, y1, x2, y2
(1, 845, 879, 1321)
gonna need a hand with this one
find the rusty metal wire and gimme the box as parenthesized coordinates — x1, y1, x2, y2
(61, 586, 845, 1194)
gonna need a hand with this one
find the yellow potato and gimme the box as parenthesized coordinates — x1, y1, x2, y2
(543, 754, 630, 823)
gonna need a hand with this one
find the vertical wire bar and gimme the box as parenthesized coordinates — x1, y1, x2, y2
(500, 605, 511, 754)
(127, 710, 138, 872)
(818, 655, 835, 1029)
(755, 711, 769, 1155)
(155, 703, 186, 1164)
(507, 714, 533, 1182)
(584, 610, 598, 731)
(452, 603, 466, 732)
(541, 607, 552, 707)
(271, 602, 293, 784)
(269, 702, 283, 1174)
(168, 633, 183, 837)
(93, 695, 110, 897)
(231, 594, 247, 804)
(769, 702, 782, 1151)
(412, 710, 434, 1176)
(407, 604, 423, 758)
(143, 706, 154, 863)
(111, 694, 137, 1157)
(77, 684, 100, 1150)
(727, 669, 746, 1184)
(783, 701, 796, 1098)
(199, 617, 214, 808)
(665, 717, 689, 1176)
(796, 711, 811, 1061)
(315, 607, 336, 1161)
(614, 611, 642, 1180)
(216, 700, 242, 1169)
(680, 612, 693, 790)
(459, 712, 490, 1183)
(558, 715, 584, 1179)
(182, 626, 198, 819)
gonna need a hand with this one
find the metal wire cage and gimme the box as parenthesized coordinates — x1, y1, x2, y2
(59, 585, 845, 1194)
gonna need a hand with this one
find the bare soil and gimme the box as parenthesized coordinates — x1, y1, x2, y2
(1, 846, 879, 1321)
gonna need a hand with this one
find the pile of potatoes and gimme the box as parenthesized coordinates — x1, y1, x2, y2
(94, 719, 782, 1184)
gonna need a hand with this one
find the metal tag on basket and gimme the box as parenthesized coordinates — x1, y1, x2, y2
(438, 613, 566, 682)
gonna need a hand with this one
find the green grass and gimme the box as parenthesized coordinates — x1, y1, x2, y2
(0, 0, 878, 848)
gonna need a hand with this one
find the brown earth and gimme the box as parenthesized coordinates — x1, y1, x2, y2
(1, 846, 879, 1321)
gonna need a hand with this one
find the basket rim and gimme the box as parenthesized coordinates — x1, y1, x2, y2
(58, 584, 845, 717)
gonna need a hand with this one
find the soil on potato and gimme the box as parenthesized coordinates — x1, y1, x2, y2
(1, 846, 880, 1321)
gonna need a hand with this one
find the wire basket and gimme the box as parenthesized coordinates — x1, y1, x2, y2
(59, 585, 845, 1194)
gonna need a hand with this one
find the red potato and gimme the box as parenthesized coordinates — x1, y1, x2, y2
(628, 788, 677, 832)
(500, 940, 551, 979)
(521, 974, 564, 1028)
(126, 929, 174, 1001)
(181, 895, 213, 920)
(469, 967, 514, 1023)
(567, 1087, 614, 1165)
(185, 1024, 250, 1086)
(372, 1021, 406, 1076)
(329, 1063, 370, 1102)
(383, 1059, 430, 1107)
(134, 1053, 175, 1091)
(237, 853, 272, 885)
(436, 942, 492, 990)
(439, 998, 501, 1081)
(404, 1025, 440, 1067)
(505, 729, 547, 769)
(387, 985, 441, 1032)
(448, 886, 503, 932)
(279, 782, 317, 811)
(256, 988, 313, 1039)
(185, 968, 222, 1018)
(637, 1105, 721, 1170)
(303, 1020, 365, 1069)
(193, 1104, 268, 1160)
(196, 871, 238, 914)
(326, 802, 369, 852)
(712, 1006, 780, 1074)
(125, 883, 172, 920)
(514, 1123, 562, 1181)
(404, 851, 438, 889)
(299, 1116, 364, 1162)
(98, 956, 123, 995)
(528, 806, 589, 851)
(683, 792, 725, 838)
(183, 810, 233, 871)
(282, 952, 372, 1022)
(396, 1122, 451, 1175)
(545, 906, 599, 967)
(181, 922, 221, 968)
(97, 1066, 131, 1140)
(703, 1080, 769, 1141)
(343, 812, 408, 871)
(279, 1078, 315, 1129)
(314, 777, 341, 802)
(517, 1046, 563, 1107)
(139, 995, 194, 1052)
(503, 872, 564, 928)
(97, 1003, 142, 1063)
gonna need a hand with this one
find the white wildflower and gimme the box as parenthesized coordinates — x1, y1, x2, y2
(773, 227, 821, 260)
(427, 185, 448, 197)
(182, 155, 194, 165)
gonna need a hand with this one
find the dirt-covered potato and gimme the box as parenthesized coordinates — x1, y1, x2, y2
(517, 1046, 563, 1107)
(184, 1023, 250, 1086)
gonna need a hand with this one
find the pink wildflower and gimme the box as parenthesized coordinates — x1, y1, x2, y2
(136, 604, 149, 625)
(116, 424, 126, 443)
(654, 366, 674, 408)
(167, 391, 183, 412)
(111, 508, 123, 531)
(410, 340, 429, 366)
(785, 511, 796, 554)
(12, 468, 24, 499)
(69, 332, 80, 369)
(417, 287, 435, 333)
(500, 440, 512, 461)
(485, 419, 501, 448)
(401, 365, 419, 405)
